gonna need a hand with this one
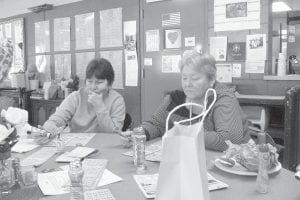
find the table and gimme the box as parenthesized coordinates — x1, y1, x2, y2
(4, 133, 300, 200)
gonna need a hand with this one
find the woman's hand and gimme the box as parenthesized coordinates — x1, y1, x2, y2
(30, 125, 56, 145)
(115, 129, 133, 148)
(88, 91, 106, 109)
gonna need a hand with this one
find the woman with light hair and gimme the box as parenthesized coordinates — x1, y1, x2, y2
(121, 50, 250, 151)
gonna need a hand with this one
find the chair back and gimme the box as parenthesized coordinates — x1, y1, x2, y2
(122, 113, 133, 131)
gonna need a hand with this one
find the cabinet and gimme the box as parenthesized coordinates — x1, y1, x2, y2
(29, 98, 63, 126)
(284, 86, 300, 170)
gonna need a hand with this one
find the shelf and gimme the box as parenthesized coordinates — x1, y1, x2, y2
(264, 75, 300, 80)
(236, 93, 285, 106)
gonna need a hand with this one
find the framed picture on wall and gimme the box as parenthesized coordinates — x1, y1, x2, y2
(164, 29, 181, 49)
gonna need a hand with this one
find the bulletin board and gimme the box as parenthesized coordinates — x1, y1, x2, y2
(141, 0, 208, 121)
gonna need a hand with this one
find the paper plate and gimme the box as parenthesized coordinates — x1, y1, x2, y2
(214, 158, 282, 176)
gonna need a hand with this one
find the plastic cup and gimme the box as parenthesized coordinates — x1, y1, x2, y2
(20, 165, 37, 187)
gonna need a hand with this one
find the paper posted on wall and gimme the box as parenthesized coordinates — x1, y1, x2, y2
(210, 36, 227, 61)
(216, 64, 232, 83)
(134, 173, 228, 199)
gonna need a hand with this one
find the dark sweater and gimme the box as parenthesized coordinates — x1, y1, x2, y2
(142, 82, 250, 151)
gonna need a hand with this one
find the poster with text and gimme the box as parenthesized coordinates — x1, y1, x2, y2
(214, 0, 260, 32)
(246, 34, 266, 61)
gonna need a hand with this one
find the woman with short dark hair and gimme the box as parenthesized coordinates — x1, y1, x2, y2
(43, 58, 125, 134)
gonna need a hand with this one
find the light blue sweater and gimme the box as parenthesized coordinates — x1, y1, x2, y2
(43, 88, 125, 133)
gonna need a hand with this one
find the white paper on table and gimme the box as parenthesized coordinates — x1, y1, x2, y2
(134, 174, 158, 199)
(59, 165, 122, 188)
(216, 63, 232, 83)
(214, 0, 260, 32)
(11, 138, 39, 153)
(75, 13, 95, 50)
(38, 170, 70, 195)
(134, 173, 228, 199)
(46, 133, 96, 147)
(98, 169, 123, 187)
(82, 159, 108, 189)
(125, 50, 138, 86)
(100, 50, 123, 89)
(207, 173, 229, 191)
(246, 34, 266, 61)
(145, 29, 160, 52)
(123, 139, 162, 162)
(245, 61, 265, 74)
(232, 63, 242, 78)
(56, 147, 98, 163)
(21, 147, 57, 167)
(210, 36, 227, 61)
(100, 8, 123, 48)
(84, 189, 116, 200)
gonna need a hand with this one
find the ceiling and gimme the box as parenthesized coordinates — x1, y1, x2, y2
(2, 0, 300, 20)
(0, 0, 82, 19)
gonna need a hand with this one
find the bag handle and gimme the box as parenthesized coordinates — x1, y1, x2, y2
(165, 88, 217, 133)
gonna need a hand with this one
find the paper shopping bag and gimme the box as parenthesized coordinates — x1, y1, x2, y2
(156, 88, 216, 200)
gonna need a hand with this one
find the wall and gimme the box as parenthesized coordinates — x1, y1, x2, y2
(1, 0, 142, 125)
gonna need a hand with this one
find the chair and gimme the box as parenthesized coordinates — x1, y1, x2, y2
(241, 105, 269, 131)
(122, 113, 133, 131)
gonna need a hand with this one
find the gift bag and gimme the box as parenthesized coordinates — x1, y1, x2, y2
(156, 88, 216, 200)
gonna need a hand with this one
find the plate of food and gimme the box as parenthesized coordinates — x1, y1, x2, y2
(214, 140, 282, 176)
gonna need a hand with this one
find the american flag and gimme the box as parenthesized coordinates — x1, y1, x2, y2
(162, 12, 181, 27)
